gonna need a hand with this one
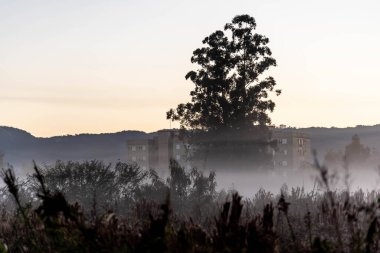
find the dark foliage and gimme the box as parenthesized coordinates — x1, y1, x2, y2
(167, 14, 280, 130)
(345, 134, 371, 165)
(1, 160, 380, 252)
(167, 15, 280, 170)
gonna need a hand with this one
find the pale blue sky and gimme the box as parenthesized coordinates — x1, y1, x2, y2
(1, 0, 380, 137)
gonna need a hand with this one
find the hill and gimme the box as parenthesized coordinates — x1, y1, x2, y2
(0, 126, 149, 174)
(1, 125, 380, 174)
(289, 125, 380, 157)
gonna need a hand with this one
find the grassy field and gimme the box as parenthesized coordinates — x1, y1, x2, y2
(0, 160, 379, 252)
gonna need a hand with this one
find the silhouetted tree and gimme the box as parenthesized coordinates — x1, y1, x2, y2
(29, 160, 148, 213)
(167, 14, 280, 169)
(344, 134, 370, 165)
(166, 159, 217, 216)
(167, 159, 191, 202)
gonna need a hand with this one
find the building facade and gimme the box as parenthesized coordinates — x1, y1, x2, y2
(272, 130, 311, 170)
(126, 129, 312, 171)
(126, 130, 189, 171)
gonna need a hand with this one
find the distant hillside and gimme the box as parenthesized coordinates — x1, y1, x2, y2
(282, 125, 380, 158)
(0, 126, 150, 173)
(1, 125, 380, 174)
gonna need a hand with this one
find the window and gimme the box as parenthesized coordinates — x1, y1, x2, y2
(176, 154, 180, 160)
(176, 144, 180, 150)
(132, 156, 136, 162)
(281, 161, 288, 166)
(131, 146, 136, 151)
(142, 156, 146, 161)
(283, 149, 287, 155)
(280, 138, 287, 144)
(142, 145, 146, 151)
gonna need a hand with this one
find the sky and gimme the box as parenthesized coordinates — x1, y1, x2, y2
(1, 0, 380, 137)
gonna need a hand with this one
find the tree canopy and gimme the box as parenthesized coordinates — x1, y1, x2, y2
(167, 14, 280, 132)
(344, 134, 370, 165)
(167, 15, 280, 169)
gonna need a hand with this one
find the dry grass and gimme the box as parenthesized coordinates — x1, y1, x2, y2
(0, 160, 380, 252)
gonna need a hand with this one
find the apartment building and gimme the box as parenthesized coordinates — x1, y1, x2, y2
(126, 129, 189, 171)
(272, 130, 311, 170)
(126, 139, 156, 170)
(127, 128, 311, 171)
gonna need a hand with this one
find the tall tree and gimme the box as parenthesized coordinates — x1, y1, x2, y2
(167, 15, 280, 169)
(344, 134, 370, 165)
(167, 14, 280, 131)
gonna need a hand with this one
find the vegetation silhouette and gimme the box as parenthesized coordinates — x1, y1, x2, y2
(324, 134, 371, 168)
(0, 160, 380, 252)
(344, 134, 371, 165)
(167, 14, 281, 170)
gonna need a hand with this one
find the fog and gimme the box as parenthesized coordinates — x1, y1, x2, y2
(214, 166, 378, 197)
(3, 149, 380, 198)
(138, 164, 380, 198)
